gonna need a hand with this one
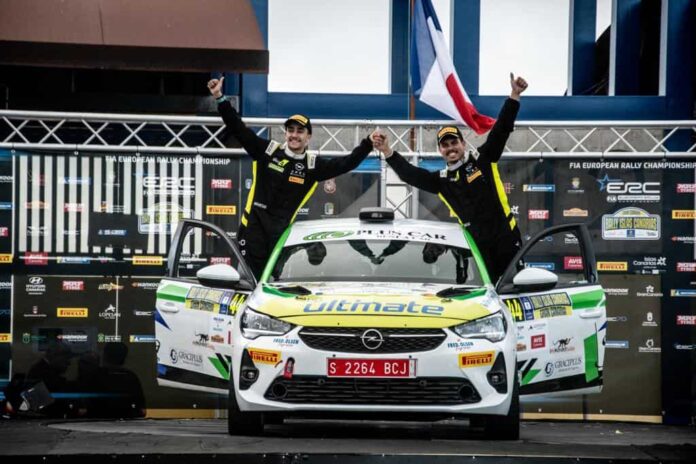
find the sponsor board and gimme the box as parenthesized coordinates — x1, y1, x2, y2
(604, 288, 629, 296)
(99, 282, 124, 291)
(563, 256, 583, 270)
(563, 208, 589, 217)
(603, 181, 660, 203)
(56, 257, 91, 264)
(132, 256, 163, 266)
(636, 285, 663, 297)
(525, 262, 555, 271)
(23, 305, 47, 318)
(302, 230, 447, 243)
(676, 315, 696, 326)
(672, 210, 696, 220)
(0, 333, 10, 343)
(598, 261, 627, 272)
(206, 205, 237, 215)
(248, 348, 281, 365)
(131, 281, 160, 290)
(446, 341, 475, 352)
(504, 293, 570, 322)
(143, 176, 195, 196)
(458, 351, 495, 368)
(97, 334, 122, 343)
(564, 233, 579, 245)
(642, 311, 658, 327)
(210, 257, 232, 265)
(631, 256, 667, 274)
(26, 276, 46, 295)
(567, 177, 585, 194)
(57, 307, 88, 318)
(0, 227, 8, 237)
(99, 305, 120, 320)
(671, 236, 695, 244)
(606, 340, 630, 349)
(550, 337, 575, 353)
(674, 344, 696, 351)
(138, 203, 192, 234)
(323, 179, 337, 194)
(602, 207, 660, 240)
(272, 337, 300, 347)
(98, 229, 127, 236)
(133, 310, 154, 317)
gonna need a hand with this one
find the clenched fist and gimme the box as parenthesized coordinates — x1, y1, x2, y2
(207, 77, 224, 98)
(509, 73, 528, 100)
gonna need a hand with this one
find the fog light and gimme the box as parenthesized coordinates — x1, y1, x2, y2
(486, 353, 508, 394)
(239, 349, 259, 390)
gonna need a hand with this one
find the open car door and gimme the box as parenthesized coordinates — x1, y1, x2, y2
(497, 223, 606, 396)
(155, 219, 256, 394)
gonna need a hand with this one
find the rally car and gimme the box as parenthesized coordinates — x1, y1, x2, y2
(155, 208, 606, 439)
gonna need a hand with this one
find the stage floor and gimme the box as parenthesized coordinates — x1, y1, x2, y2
(1, 419, 695, 462)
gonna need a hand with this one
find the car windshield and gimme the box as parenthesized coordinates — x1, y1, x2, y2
(269, 239, 484, 285)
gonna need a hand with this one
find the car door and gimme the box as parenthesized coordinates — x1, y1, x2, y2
(497, 223, 606, 396)
(155, 219, 256, 394)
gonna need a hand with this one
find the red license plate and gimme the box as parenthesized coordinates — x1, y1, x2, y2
(327, 358, 415, 378)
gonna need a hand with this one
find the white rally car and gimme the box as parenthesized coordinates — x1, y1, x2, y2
(155, 208, 606, 439)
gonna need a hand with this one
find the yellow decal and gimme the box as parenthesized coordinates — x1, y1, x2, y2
(248, 348, 281, 365)
(288, 176, 305, 185)
(57, 308, 88, 318)
(0, 254, 12, 264)
(597, 261, 627, 271)
(437, 126, 459, 139)
(229, 293, 247, 314)
(133, 256, 163, 266)
(278, 159, 290, 166)
(672, 210, 696, 220)
(503, 298, 524, 322)
(0, 333, 10, 343)
(206, 205, 237, 215)
(466, 170, 482, 183)
(459, 351, 495, 368)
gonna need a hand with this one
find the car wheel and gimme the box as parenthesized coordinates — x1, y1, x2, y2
(227, 380, 265, 436)
(482, 378, 520, 440)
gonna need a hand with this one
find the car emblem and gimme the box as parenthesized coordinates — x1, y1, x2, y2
(360, 329, 384, 350)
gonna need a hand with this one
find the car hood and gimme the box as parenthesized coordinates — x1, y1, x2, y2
(247, 282, 496, 328)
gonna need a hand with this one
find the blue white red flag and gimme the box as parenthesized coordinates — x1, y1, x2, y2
(411, 0, 495, 134)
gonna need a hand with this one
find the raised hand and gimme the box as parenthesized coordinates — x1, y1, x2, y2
(207, 77, 225, 98)
(509, 73, 528, 100)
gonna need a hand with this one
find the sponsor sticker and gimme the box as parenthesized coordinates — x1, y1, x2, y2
(671, 289, 696, 297)
(672, 210, 696, 220)
(130, 335, 156, 343)
(550, 337, 575, 353)
(563, 256, 583, 270)
(677, 263, 696, 273)
(0, 254, 13, 264)
(62, 280, 85, 291)
(206, 205, 237, 215)
(677, 315, 696, 326)
(323, 179, 337, 194)
(24, 253, 48, 265)
(598, 261, 627, 272)
(57, 307, 88, 318)
(563, 208, 589, 217)
(211, 179, 232, 189)
(606, 340, 630, 349)
(132, 256, 163, 266)
(288, 176, 305, 185)
(677, 183, 696, 193)
(528, 210, 549, 220)
(0, 333, 10, 343)
(248, 348, 281, 365)
(530, 334, 546, 349)
(602, 207, 660, 240)
(210, 257, 232, 265)
(458, 351, 495, 368)
(0, 227, 9, 237)
(522, 184, 555, 192)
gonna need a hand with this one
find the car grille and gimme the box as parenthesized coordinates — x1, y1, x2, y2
(298, 327, 446, 353)
(265, 376, 481, 405)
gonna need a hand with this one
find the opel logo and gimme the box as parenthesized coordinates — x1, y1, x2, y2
(360, 329, 384, 350)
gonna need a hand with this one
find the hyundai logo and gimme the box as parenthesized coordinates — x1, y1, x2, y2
(360, 329, 384, 350)
(29, 277, 43, 285)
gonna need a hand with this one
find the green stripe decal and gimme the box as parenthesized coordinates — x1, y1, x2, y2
(157, 284, 188, 303)
(521, 368, 540, 386)
(584, 333, 599, 382)
(262, 285, 296, 298)
(451, 288, 487, 301)
(462, 227, 491, 285)
(209, 357, 230, 380)
(260, 225, 293, 283)
(571, 289, 605, 310)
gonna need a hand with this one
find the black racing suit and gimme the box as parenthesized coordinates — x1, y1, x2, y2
(218, 100, 373, 279)
(385, 98, 522, 283)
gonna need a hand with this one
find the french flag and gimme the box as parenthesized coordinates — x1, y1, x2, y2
(411, 0, 495, 134)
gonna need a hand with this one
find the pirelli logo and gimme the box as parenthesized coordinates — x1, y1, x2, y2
(597, 261, 628, 272)
(132, 256, 163, 266)
(437, 126, 459, 138)
(247, 348, 281, 365)
(672, 210, 696, 220)
(0, 254, 12, 264)
(57, 307, 88, 318)
(288, 176, 305, 185)
(0, 333, 10, 343)
(206, 205, 237, 215)
(459, 351, 495, 368)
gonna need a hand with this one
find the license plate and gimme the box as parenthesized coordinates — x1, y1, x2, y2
(327, 358, 416, 378)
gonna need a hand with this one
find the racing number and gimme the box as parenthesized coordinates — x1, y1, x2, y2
(504, 298, 524, 322)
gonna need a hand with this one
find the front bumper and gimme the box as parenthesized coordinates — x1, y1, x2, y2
(232, 327, 516, 416)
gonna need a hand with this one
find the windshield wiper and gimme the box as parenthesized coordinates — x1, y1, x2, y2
(275, 285, 313, 296)
(435, 286, 478, 298)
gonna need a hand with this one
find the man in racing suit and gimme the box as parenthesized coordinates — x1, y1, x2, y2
(208, 77, 375, 279)
(373, 74, 528, 283)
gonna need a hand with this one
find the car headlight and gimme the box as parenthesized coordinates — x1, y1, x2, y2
(451, 312, 506, 342)
(240, 307, 295, 339)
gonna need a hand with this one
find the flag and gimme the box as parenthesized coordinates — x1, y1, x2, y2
(411, 0, 495, 134)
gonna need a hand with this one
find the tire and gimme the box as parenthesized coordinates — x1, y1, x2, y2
(482, 378, 520, 440)
(227, 378, 265, 436)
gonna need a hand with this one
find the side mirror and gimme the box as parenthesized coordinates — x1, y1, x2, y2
(196, 264, 241, 288)
(512, 267, 558, 293)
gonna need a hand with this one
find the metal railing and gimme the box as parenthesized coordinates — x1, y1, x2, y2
(2, 109, 696, 217)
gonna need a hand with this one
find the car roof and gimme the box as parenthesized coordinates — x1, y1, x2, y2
(284, 217, 470, 249)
